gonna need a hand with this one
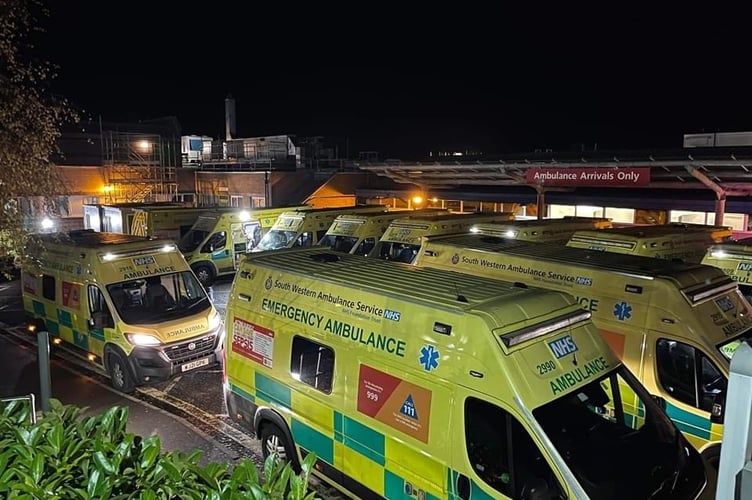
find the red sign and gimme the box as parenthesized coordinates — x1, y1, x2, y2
(231, 317, 274, 368)
(526, 167, 651, 187)
(357, 364, 432, 443)
(62, 281, 81, 308)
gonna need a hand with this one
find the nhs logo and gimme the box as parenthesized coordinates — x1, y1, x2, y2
(548, 335, 578, 359)
(383, 309, 401, 321)
(133, 256, 155, 266)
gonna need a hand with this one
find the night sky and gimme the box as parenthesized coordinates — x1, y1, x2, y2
(31, 2, 752, 160)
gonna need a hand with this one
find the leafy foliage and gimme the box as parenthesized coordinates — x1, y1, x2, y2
(0, 0, 79, 275)
(0, 398, 319, 499)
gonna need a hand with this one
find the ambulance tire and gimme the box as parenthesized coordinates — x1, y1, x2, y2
(193, 264, 214, 287)
(107, 351, 136, 394)
(260, 423, 300, 472)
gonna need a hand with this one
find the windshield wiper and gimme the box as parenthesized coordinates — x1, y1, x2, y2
(186, 296, 209, 311)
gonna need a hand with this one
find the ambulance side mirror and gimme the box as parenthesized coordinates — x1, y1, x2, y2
(711, 393, 725, 424)
(521, 478, 556, 500)
(650, 394, 667, 412)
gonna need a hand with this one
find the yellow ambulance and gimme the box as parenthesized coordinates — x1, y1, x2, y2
(470, 216, 612, 244)
(566, 223, 733, 263)
(130, 206, 225, 241)
(179, 206, 310, 286)
(224, 247, 711, 500)
(252, 205, 388, 253)
(22, 230, 223, 393)
(369, 212, 515, 263)
(316, 209, 449, 256)
(702, 237, 752, 302)
(415, 233, 752, 469)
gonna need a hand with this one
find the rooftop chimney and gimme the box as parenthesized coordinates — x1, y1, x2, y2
(225, 94, 236, 140)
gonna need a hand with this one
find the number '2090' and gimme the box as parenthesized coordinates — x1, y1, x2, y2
(537, 360, 556, 375)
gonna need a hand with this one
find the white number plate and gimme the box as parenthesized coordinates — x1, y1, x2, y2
(181, 357, 210, 372)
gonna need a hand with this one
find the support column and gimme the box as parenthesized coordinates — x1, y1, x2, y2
(716, 341, 752, 500)
(536, 187, 546, 220)
(686, 165, 727, 226)
(716, 195, 726, 227)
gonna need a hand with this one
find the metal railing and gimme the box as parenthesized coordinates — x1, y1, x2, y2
(1, 394, 38, 424)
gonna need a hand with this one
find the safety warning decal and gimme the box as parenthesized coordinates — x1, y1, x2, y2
(357, 364, 431, 442)
(232, 316, 274, 368)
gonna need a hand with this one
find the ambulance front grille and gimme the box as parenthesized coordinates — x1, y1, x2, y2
(164, 335, 216, 364)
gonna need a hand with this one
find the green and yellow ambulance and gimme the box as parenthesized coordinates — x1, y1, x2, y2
(22, 230, 223, 393)
(223, 247, 711, 499)
(414, 233, 752, 469)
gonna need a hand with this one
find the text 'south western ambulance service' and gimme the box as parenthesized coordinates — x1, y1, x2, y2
(415, 233, 752, 470)
(223, 247, 710, 500)
(22, 230, 223, 393)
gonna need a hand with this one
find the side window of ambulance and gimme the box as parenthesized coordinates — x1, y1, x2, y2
(88, 285, 114, 329)
(465, 397, 563, 498)
(202, 232, 226, 253)
(656, 339, 725, 412)
(290, 336, 334, 394)
(42, 274, 55, 300)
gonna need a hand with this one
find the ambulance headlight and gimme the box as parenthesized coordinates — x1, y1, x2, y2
(126, 333, 162, 346)
(208, 313, 222, 332)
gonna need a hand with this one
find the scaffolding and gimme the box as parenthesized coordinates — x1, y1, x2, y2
(102, 131, 178, 203)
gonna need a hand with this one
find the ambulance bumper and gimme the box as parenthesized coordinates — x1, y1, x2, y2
(129, 332, 223, 384)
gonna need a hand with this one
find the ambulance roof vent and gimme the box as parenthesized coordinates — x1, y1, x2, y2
(309, 252, 340, 263)
(454, 283, 468, 303)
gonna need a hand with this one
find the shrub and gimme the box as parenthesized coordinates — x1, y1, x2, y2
(0, 398, 318, 499)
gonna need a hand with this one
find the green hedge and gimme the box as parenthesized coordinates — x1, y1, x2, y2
(0, 398, 318, 499)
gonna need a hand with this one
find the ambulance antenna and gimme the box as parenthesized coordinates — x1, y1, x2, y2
(454, 283, 468, 303)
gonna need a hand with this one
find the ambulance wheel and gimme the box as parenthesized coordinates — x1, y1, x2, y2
(260, 423, 299, 472)
(107, 352, 135, 394)
(193, 264, 214, 287)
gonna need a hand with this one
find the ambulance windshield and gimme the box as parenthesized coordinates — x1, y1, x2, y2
(107, 271, 211, 324)
(254, 230, 296, 251)
(533, 365, 706, 499)
(377, 242, 419, 263)
(317, 235, 357, 253)
(178, 229, 210, 253)
(718, 330, 752, 362)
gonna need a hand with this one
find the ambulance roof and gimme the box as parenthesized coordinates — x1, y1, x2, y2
(34, 230, 175, 251)
(423, 234, 731, 289)
(474, 216, 611, 230)
(571, 223, 730, 240)
(280, 205, 384, 216)
(706, 238, 752, 255)
(240, 247, 578, 317)
(389, 212, 514, 225)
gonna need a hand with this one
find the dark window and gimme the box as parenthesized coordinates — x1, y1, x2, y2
(290, 336, 334, 394)
(465, 397, 563, 498)
(42, 275, 55, 300)
(295, 232, 314, 247)
(88, 285, 114, 329)
(656, 338, 725, 412)
(201, 231, 226, 253)
(356, 237, 376, 256)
